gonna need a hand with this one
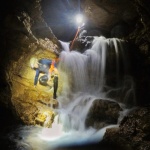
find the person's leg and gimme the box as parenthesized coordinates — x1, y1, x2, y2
(53, 75, 58, 99)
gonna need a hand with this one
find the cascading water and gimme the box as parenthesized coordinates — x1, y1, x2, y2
(58, 36, 135, 131)
(10, 36, 136, 150)
(59, 40, 70, 52)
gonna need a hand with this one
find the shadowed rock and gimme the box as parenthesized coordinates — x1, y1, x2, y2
(85, 99, 122, 129)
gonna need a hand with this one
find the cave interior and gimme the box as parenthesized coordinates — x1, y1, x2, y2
(0, 0, 150, 150)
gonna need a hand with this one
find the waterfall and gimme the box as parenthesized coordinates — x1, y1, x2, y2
(10, 37, 136, 150)
(58, 36, 136, 131)
(59, 40, 70, 52)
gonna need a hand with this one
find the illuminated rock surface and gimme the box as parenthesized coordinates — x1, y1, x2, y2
(0, 0, 150, 150)
(0, 0, 61, 126)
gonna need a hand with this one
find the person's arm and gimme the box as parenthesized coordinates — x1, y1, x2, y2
(34, 69, 40, 86)
(54, 67, 59, 75)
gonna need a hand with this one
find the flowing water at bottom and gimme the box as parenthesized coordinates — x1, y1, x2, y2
(8, 37, 135, 150)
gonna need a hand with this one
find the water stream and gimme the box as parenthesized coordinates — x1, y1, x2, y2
(9, 36, 136, 150)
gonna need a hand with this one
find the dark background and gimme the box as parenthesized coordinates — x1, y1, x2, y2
(41, 0, 82, 41)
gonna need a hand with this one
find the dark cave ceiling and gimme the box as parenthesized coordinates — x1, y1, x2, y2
(41, 0, 81, 41)
(0, 0, 138, 41)
(41, 0, 138, 41)
(0, 2, 150, 147)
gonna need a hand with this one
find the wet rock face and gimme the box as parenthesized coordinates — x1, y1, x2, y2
(0, 0, 61, 126)
(0, 0, 150, 132)
(103, 106, 150, 150)
(81, 0, 137, 37)
(125, 0, 150, 106)
(85, 99, 122, 129)
(119, 107, 150, 150)
(70, 36, 94, 52)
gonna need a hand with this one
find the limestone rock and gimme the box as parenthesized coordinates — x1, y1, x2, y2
(103, 106, 150, 150)
(81, 0, 137, 33)
(0, 0, 61, 126)
(85, 99, 122, 129)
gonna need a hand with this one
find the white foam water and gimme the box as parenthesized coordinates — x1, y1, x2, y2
(10, 37, 136, 149)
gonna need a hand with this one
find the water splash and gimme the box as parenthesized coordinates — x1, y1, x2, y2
(58, 36, 136, 106)
(9, 36, 136, 149)
(59, 40, 70, 52)
(9, 124, 118, 150)
(40, 115, 64, 141)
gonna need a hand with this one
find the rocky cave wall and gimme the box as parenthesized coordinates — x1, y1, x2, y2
(81, 0, 138, 37)
(126, 0, 150, 106)
(0, 0, 62, 126)
(80, 1, 150, 149)
(72, 0, 150, 106)
(0, 1, 150, 148)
